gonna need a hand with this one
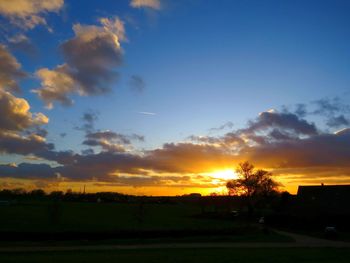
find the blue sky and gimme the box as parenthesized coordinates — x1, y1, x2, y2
(1, 0, 350, 194)
(23, 0, 350, 148)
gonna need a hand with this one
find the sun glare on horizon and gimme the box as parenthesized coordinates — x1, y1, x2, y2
(209, 169, 238, 181)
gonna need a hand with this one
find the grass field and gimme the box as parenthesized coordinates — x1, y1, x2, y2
(0, 201, 294, 244)
(1, 248, 350, 263)
(0, 202, 241, 232)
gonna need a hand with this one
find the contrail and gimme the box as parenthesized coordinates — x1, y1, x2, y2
(137, 111, 156, 116)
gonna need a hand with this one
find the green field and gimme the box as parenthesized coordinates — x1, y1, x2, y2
(1, 248, 350, 263)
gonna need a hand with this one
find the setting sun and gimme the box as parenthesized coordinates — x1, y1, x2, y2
(210, 169, 237, 180)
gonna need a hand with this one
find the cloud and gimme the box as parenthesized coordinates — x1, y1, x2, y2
(240, 128, 350, 169)
(99, 17, 126, 42)
(0, 90, 48, 132)
(2, 95, 350, 191)
(209, 121, 234, 132)
(2, 124, 350, 189)
(326, 115, 350, 128)
(7, 34, 36, 55)
(85, 131, 139, 145)
(34, 65, 75, 108)
(243, 110, 318, 136)
(1, 140, 233, 181)
(129, 75, 146, 93)
(83, 130, 144, 153)
(143, 143, 235, 174)
(130, 0, 161, 10)
(293, 103, 307, 117)
(83, 138, 127, 153)
(0, 0, 64, 30)
(312, 98, 346, 116)
(0, 132, 53, 156)
(0, 163, 57, 179)
(34, 17, 125, 108)
(0, 45, 26, 93)
(0, 89, 51, 155)
(74, 110, 99, 133)
(0, 162, 211, 189)
(0, 47, 51, 157)
(83, 131, 128, 153)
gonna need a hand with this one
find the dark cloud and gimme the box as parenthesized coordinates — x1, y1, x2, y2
(30, 127, 48, 138)
(326, 115, 350, 128)
(131, 133, 145, 142)
(55, 151, 145, 180)
(0, 163, 57, 180)
(1, 96, 350, 190)
(83, 131, 144, 153)
(209, 121, 234, 132)
(0, 133, 54, 155)
(75, 110, 99, 133)
(0, 162, 212, 189)
(243, 110, 318, 136)
(2, 126, 350, 188)
(294, 103, 307, 118)
(83, 138, 127, 153)
(86, 131, 131, 144)
(240, 128, 350, 169)
(310, 98, 350, 128)
(0, 46, 53, 159)
(81, 148, 94, 155)
(268, 129, 295, 141)
(313, 98, 344, 116)
(0, 140, 233, 181)
(0, 45, 26, 93)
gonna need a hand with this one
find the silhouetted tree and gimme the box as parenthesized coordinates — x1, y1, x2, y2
(30, 189, 46, 198)
(226, 161, 279, 217)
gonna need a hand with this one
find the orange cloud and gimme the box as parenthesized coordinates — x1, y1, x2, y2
(130, 0, 161, 10)
(0, 0, 64, 30)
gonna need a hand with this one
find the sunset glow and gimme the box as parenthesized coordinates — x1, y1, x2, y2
(0, 0, 350, 196)
(209, 169, 237, 181)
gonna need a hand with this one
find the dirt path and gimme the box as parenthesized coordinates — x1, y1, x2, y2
(0, 231, 349, 252)
(274, 230, 350, 248)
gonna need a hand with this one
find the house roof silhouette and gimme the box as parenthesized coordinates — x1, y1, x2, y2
(297, 185, 350, 215)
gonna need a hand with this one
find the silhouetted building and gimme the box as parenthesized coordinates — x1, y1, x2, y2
(297, 185, 350, 215)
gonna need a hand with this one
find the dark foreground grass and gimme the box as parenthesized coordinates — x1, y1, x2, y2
(1, 248, 350, 263)
(0, 230, 293, 247)
(0, 202, 240, 232)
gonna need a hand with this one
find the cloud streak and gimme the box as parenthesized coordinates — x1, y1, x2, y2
(137, 111, 156, 115)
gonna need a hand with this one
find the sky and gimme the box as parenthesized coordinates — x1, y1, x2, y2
(0, 0, 350, 195)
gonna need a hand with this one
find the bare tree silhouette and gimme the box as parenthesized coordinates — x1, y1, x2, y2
(226, 161, 279, 217)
